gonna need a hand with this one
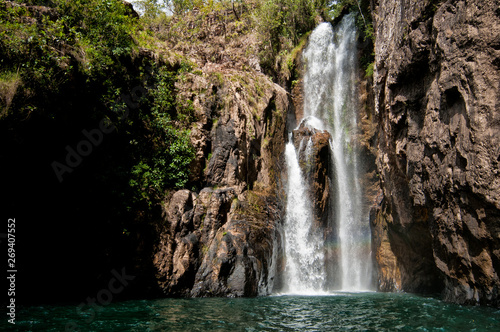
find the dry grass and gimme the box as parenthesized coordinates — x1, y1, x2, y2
(0, 70, 21, 118)
(137, 2, 259, 71)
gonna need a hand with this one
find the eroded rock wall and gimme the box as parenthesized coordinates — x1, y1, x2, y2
(372, 0, 500, 305)
(143, 3, 295, 298)
(153, 69, 289, 297)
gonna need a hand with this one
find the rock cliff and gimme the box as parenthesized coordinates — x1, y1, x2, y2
(150, 6, 290, 296)
(0, 1, 292, 302)
(371, 0, 500, 305)
(152, 69, 289, 296)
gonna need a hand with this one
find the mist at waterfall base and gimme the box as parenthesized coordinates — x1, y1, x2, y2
(281, 15, 372, 294)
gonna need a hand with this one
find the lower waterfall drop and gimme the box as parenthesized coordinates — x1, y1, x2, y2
(283, 134, 326, 294)
(282, 15, 373, 294)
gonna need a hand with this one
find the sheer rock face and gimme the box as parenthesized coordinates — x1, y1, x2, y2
(154, 188, 282, 298)
(179, 70, 289, 193)
(372, 0, 500, 305)
(153, 71, 288, 297)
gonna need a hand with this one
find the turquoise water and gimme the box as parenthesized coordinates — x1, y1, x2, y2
(6, 292, 500, 331)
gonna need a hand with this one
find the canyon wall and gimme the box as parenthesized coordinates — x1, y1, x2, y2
(149, 7, 290, 296)
(371, 0, 500, 305)
(153, 72, 289, 296)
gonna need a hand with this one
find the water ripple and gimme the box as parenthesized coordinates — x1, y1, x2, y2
(7, 293, 500, 331)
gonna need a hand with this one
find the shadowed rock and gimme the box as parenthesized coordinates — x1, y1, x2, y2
(372, 0, 500, 306)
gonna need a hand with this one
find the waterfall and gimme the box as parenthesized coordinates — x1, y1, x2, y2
(282, 15, 373, 294)
(283, 134, 326, 294)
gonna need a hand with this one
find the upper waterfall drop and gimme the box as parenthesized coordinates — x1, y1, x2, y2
(281, 15, 373, 294)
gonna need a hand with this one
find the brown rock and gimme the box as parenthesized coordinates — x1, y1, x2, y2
(152, 53, 290, 297)
(292, 124, 332, 229)
(153, 187, 282, 297)
(372, 0, 500, 306)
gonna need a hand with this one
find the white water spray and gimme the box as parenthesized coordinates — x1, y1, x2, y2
(282, 15, 373, 294)
(283, 134, 326, 294)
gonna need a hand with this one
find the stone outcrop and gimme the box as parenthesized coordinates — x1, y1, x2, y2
(135, 1, 293, 298)
(154, 187, 280, 297)
(371, 0, 500, 305)
(292, 123, 332, 229)
(153, 63, 289, 296)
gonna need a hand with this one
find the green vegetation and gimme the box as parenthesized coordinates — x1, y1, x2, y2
(365, 61, 374, 78)
(329, 0, 373, 42)
(0, 70, 20, 115)
(128, 64, 195, 206)
(253, 0, 327, 80)
(0, 0, 196, 211)
(1, 0, 374, 215)
(0, 0, 137, 111)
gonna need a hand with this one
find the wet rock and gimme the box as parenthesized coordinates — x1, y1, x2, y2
(205, 120, 238, 186)
(293, 124, 332, 229)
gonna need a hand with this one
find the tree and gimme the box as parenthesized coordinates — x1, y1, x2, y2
(133, 0, 168, 17)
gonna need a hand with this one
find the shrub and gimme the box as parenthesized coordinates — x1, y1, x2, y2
(365, 61, 374, 78)
(0, 1, 195, 210)
(128, 64, 196, 207)
(0, 0, 138, 114)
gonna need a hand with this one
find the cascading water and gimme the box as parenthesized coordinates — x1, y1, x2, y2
(282, 15, 373, 294)
(283, 134, 326, 294)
